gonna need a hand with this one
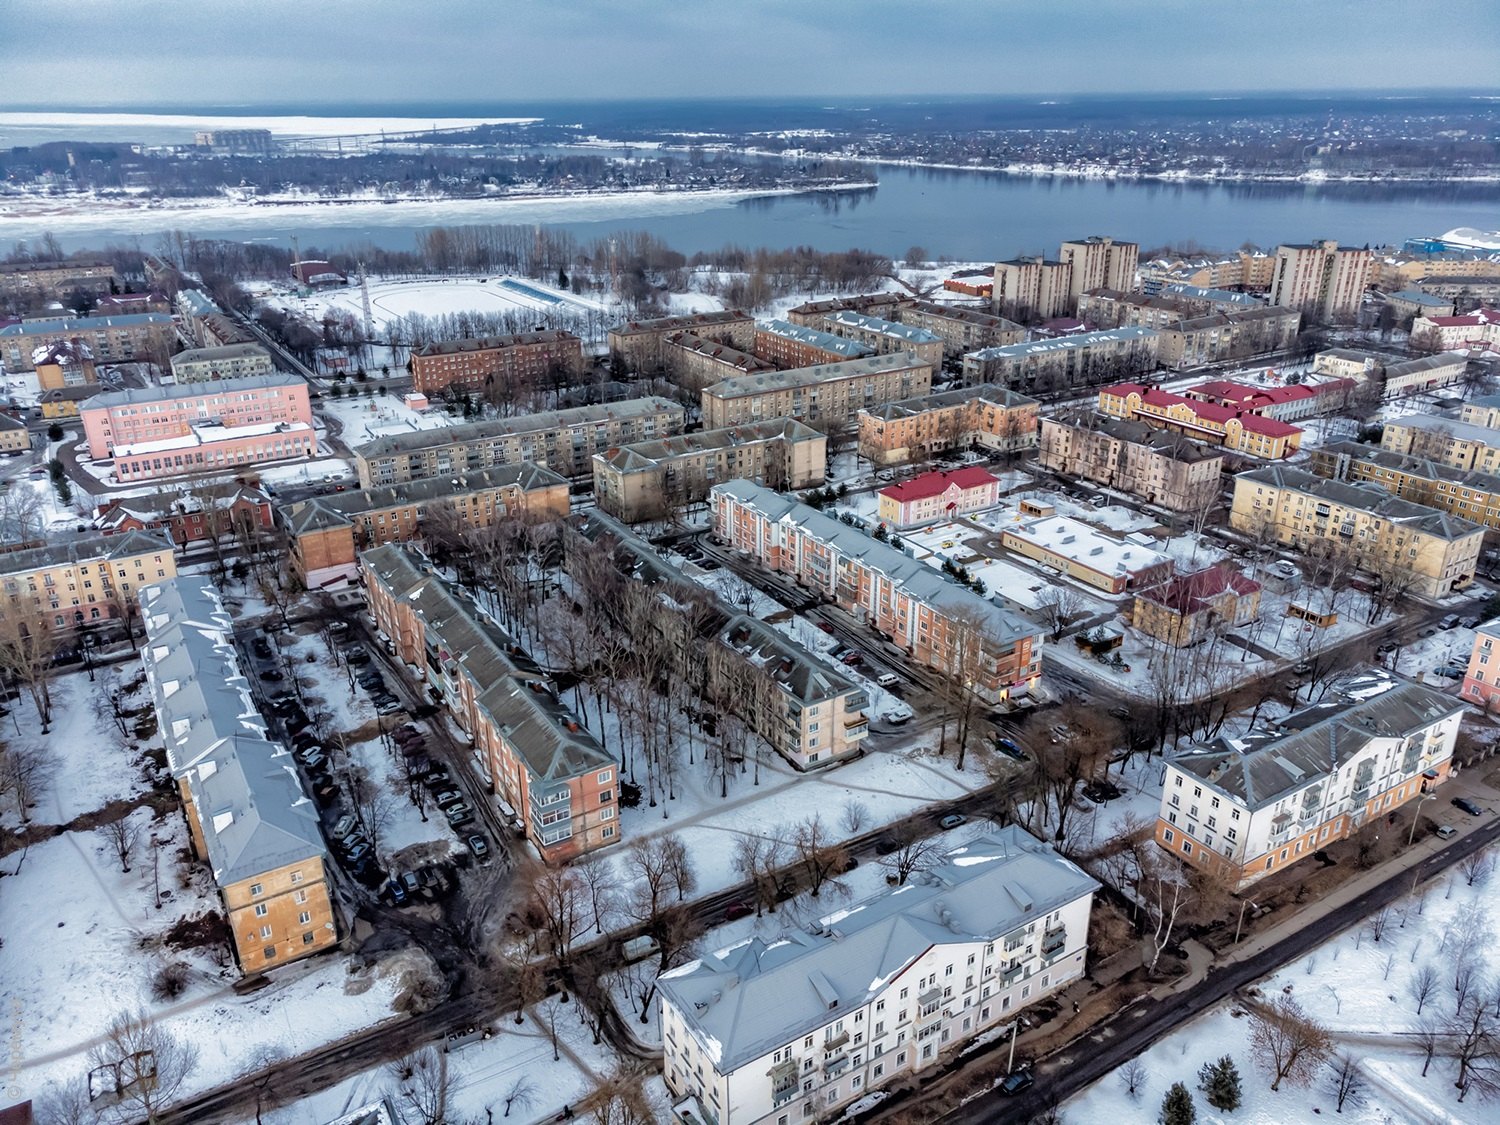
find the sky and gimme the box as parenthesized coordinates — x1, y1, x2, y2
(3, 0, 1499, 109)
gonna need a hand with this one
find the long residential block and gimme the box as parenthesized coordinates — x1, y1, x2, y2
(710, 480, 1043, 704)
(660, 827, 1097, 1125)
(1, 528, 177, 634)
(409, 330, 583, 395)
(1380, 411, 1500, 473)
(857, 385, 1039, 467)
(661, 331, 776, 393)
(1309, 440, 1500, 533)
(754, 320, 875, 369)
(170, 343, 275, 384)
(352, 396, 686, 487)
(140, 577, 337, 972)
(608, 311, 755, 373)
(1037, 413, 1222, 512)
(963, 327, 1160, 391)
(895, 300, 1025, 359)
(1098, 381, 1302, 459)
(822, 310, 944, 369)
(592, 417, 827, 523)
(1158, 679, 1460, 888)
(701, 353, 932, 431)
(0, 313, 174, 371)
(362, 545, 619, 861)
(1154, 305, 1301, 369)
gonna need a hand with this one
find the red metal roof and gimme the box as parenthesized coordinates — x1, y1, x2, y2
(879, 466, 999, 504)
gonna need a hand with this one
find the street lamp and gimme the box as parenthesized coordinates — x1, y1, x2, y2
(1234, 897, 1262, 944)
(1407, 791, 1438, 848)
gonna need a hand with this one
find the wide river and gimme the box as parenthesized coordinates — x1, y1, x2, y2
(15, 151, 1500, 260)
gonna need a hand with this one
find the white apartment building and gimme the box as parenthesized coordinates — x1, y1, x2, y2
(658, 827, 1097, 1125)
(1157, 679, 1462, 888)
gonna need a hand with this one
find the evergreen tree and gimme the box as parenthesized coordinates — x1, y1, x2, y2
(1197, 1055, 1242, 1112)
(1159, 1081, 1196, 1125)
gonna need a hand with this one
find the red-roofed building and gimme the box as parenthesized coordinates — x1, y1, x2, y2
(1097, 381, 1303, 459)
(1132, 562, 1262, 647)
(1412, 307, 1500, 355)
(291, 260, 347, 288)
(877, 466, 1001, 527)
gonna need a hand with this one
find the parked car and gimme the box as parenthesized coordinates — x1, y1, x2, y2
(259, 668, 284, 682)
(876, 672, 901, 688)
(285, 714, 313, 734)
(1108, 705, 1131, 720)
(346, 646, 371, 665)
(299, 750, 328, 773)
(882, 705, 913, 725)
(840, 651, 863, 666)
(1440, 614, 1462, 630)
(384, 879, 409, 907)
(423, 772, 454, 792)
(356, 672, 385, 690)
(723, 901, 754, 921)
(998, 1069, 1034, 1097)
(938, 813, 966, 830)
(1453, 797, 1485, 817)
(342, 842, 373, 867)
(432, 788, 465, 808)
(251, 638, 273, 659)
(376, 699, 406, 716)
(994, 737, 1026, 761)
(466, 834, 491, 862)
(1436, 825, 1459, 839)
(294, 744, 324, 764)
(330, 814, 360, 842)
(445, 804, 475, 827)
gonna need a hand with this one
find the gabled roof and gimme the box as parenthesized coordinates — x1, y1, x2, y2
(0, 528, 174, 576)
(860, 383, 1037, 422)
(281, 463, 565, 535)
(658, 827, 1097, 1074)
(1239, 464, 1484, 540)
(880, 466, 999, 504)
(1137, 562, 1260, 616)
(353, 397, 684, 459)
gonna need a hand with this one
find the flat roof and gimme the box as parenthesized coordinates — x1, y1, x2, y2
(1003, 514, 1169, 579)
(88, 372, 304, 409)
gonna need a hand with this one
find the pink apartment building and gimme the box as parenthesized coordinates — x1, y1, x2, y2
(1462, 620, 1500, 711)
(81, 374, 315, 482)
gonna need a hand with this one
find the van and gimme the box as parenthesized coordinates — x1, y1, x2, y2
(621, 935, 660, 963)
(876, 672, 901, 688)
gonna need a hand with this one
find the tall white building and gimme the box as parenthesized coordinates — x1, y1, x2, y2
(1269, 240, 1371, 324)
(657, 828, 1097, 1125)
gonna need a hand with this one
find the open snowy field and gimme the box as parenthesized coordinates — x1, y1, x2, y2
(291, 274, 608, 337)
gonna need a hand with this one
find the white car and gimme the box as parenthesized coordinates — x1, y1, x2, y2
(882, 704, 914, 724)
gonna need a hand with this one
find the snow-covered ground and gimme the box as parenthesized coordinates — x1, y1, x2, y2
(1066, 848, 1500, 1125)
(317, 390, 457, 448)
(285, 275, 608, 338)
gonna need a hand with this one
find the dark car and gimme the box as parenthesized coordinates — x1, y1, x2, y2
(723, 901, 754, 921)
(994, 737, 1027, 761)
(1453, 797, 1485, 817)
(384, 878, 409, 906)
(259, 668, 284, 682)
(998, 1070, 1033, 1097)
(346, 647, 371, 666)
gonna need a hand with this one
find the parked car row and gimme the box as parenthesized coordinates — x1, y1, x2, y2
(353, 653, 406, 717)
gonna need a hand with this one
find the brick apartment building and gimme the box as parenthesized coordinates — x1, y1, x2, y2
(783, 294, 908, 328)
(711, 480, 1043, 705)
(95, 484, 274, 547)
(1154, 306, 1302, 369)
(0, 259, 115, 301)
(1038, 414, 1223, 512)
(963, 328, 1160, 391)
(1268, 240, 1372, 324)
(701, 353, 932, 431)
(822, 310, 944, 369)
(81, 373, 316, 483)
(409, 330, 584, 395)
(659, 332, 776, 393)
(1309, 440, 1500, 533)
(607, 311, 755, 374)
(895, 300, 1024, 359)
(1132, 563, 1261, 647)
(362, 545, 620, 861)
(592, 417, 826, 523)
(857, 385, 1039, 467)
(352, 396, 685, 486)
(32, 339, 97, 391)
(754, 320, 875, 369)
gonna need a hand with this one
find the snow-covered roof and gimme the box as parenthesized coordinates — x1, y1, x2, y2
(968, 326, 1158, 361)
(0, 313, 172, 336)
(1002, 514, 1169, 580)
(703, 353, 928, 400)
(657, 827, 1097, 1074)
(87, 371, 304, 409)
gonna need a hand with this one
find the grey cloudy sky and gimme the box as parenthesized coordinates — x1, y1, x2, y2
(4, 0, 1498, 107)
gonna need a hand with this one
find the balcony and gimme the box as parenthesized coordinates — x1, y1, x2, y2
(1001, 963, 1026, 986)
(823, 1029, 850, 1051)
(1041, 927, 1066, 957)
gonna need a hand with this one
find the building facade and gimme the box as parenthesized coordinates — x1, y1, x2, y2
(821, 311, 944, 369)
(999, 515, 1172, 595)
(409, 331, 584, 396)
(857, 385, 1040, 467)
(1097, 382, 1303, 459)
(658, 828, 1097, 1125)
(1157, 680, 1461, 888)
(1058, 236, 1139, 304)
(1461, 621, 1500, 711)
(353, 396, 686, 487)
(783, 294, 908, 328)
(1132, 563, 1261, 647)
(95, 484, 273, 548)
(1309, 440, 1500, 533)
(32, 339, 97, 390)
(362, 545, 619, 861)
(876, 467, 1002, 528)
(0, 259, 115, 301)
(1229, 466, 1483, 599)
(991, 256, 1072, 321)
(711, 480, 1043, 704)
(169, 343, 275, 384)
(1, 529, 176, 634)
(1380, 413, 1500, 474)
(1154, 306, 1301, 369)
(1037, 414, 1223, 512)
(81, 373, 316, 482)
(1181, 379, 1354, 424)
(1379, 353, 1471, 399)
(1411, 308, 1500, 355)
(0, 313, 173, 372)
(701, 354, 932, 431)
(754, 320, 875, 369)
(962, 328, 1160, 391)
(592, 418, 827, 523)
(660, 332, 776, 393)
(608, 311, 756, 373)
(140, 578, 337, 972)
(0, 413, 28, 456)
(283, 463, 570, 588)
(1269, 240, 1372, 323)
(894, 301, 1024, 359)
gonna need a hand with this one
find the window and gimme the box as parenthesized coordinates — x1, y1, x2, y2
(249, 883, 264, 897)
(264, 947, 275, 960)
(289, 871, 303, 884)
(600, 806, 615, 821)
(1163, 829, 1175, 843)
(303, 932, 315, 945)
(298, 911, 311, 925)
(254, 903, 268, 917)
(602, 826, 616, 839)
(260, 925, 272, 938)
(598, 769, 613, 784)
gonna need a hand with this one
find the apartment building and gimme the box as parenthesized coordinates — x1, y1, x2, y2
(659, 827, 1097, 1125)
(895, 301, 1024, 359)
(362, 545, 619, 861)
(32, 339, 97, 391)
(95, 484, 274, 547)
(1139, 251, 1274, 293)
(94, 292, 172, 317)
(822, 311, 944, 369)
(1132, 563, 1261, 648)
(1380, 413, 1500, 473)
(1380, 353, 1471, 399)
(139, 577, 337, 972)
(1229, 466, 1482, 599)
(701, 353, 932, 431)
(409, 330, 583, 395)
(1461, 621, 1500, 710)
(1269, 240, 1372, 323)
(81, 373, 316, 483)
(0, 313, 174, 372)
(991, 256, 1072, 321)
(999, 515, 1172, 595)
(1312, 347, 1387, 383)
(1058, 236, 1139, 304)
(755, 320, 875, 369)
(711, 480, 1043, 704)
(857, 385, 1040, 467)
(352, 396, 686, 487)
(1182, 379, 1353, 424)
(1, 529, 176, 634)
(1037, 414, 1222, 512)
(1154, 306, 1302, 369)
(1097, 382, 1303, 459)
(608, 311, 755, 373)
(569, 511, 869, 770)
(1376, 249, 1500, 290)
(962, 327, 1160, 391)
(282, 463, 570, 587)
(1160, 281, 1274, 309)
(660, 332, 775, 392)
(0, 259, 115, 300)
(783, 294, 908, 328)
(0, 414, 28, 456)
(1464, 393, 1500, 429)
(877, 467, 1001, 529)
(1076, 289, 1197, 331)
(1413, 276, 1500, 311)
(1385, 289, 1455, 325)
(1411, 308, 1500, 355)
(169, 343, 275, 384)
(1157, 679, 1461, 888)
(593, 418, 826, 523)
(1309, 440, 1500, 533)
(37, 385, 100, 419)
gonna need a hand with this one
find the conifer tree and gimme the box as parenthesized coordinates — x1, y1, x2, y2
(1198, 1055, 1243, 1112)
(1160, 1081, 1197, 1125)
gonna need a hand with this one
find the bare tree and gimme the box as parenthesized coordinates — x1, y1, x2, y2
(537, 993, 567, 1062)
(98, 814, 141, 874)
(1367, 907, 1392, 943)
(1140, 853, 1192, 975)
(792, 814, 850, 898)
(519, 861, 590, 970)
(841, 798, 871, 834)
(497, 938, 546, 1025)
(1416, 1014, 1443, 1076)
(1460, 849, 1495, 889)
(578, 1065, 655, 1125)
(1038, 586, 1084, 643)
(733, 833, 791, 915)
(1410, 963, 1440, 1015)
(1119, 1059, 1149, 1102)
(877, 823, 943, 886)
(87, 1008, 199, 1125)
(0, 742, 49, 822)
(33, 1075, 96, 1125)
(1247, 995, 1332, 1091)
(385, 1046, 452, 1125)
(575, 851, 621, 935)
(0, 611, 58, 732)
(502, 1074, 537, 1118)
(1325, 1053, 1364, 1113)
(1448, 993, 1500, 1102)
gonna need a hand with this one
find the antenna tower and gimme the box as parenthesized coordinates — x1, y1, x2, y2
(359, 262, 375, 340)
